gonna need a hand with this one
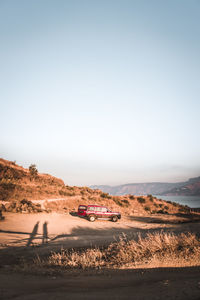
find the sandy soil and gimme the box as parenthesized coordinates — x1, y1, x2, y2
(0, 212, 200, 299)
(0, 212, 177, 249)
(1, 212, 199, 250)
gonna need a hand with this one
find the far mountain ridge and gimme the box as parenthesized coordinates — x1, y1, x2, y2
(91, 176, 200, 196)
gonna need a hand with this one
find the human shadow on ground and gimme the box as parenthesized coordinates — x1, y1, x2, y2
(42, 221, 49, 244)
(0, 229, 33, 235)
(27, 222, 40, 246)
(0, 221, 50, 246)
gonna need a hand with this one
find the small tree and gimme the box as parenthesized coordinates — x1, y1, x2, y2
(29, 164, 38, 176)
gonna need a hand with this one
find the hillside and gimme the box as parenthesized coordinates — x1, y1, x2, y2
(0, 158, 65, 201)
(91, 177, 200, 196)
(160, 177, 200, 196)
(0, 158, 192, 216)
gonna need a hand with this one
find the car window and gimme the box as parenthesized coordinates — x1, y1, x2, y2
(96, 207, 101, 212)
(101, 207, 107, 212)
(88, 206, 95, 211)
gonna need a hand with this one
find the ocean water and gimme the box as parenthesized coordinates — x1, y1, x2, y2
(153, 195, 200, 208)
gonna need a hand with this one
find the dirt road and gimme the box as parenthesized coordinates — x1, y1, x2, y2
(0, 267, 200, 299)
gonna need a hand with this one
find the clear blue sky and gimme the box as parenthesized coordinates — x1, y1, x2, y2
(1, 0, 200, 185)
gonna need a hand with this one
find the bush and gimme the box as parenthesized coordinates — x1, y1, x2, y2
(129, 195, 135, 200)
(144, 206, 151, 212)
(5, 199, 42, 213)
(120, 199, 130, 207)
(101, 192, 111, 199)
(121, 199, 130, 205)
(157, 209, 165, 214)
(113, 197, 123, 207)
(29, 164, 38, 176)
(166, 200, 172, 204)
(147, 194, 154, 202)
(137, 197, 145, 204)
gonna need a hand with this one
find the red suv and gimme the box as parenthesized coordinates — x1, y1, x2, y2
(78, 204, 121, 222)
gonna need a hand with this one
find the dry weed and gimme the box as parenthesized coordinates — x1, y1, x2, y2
(34, 232, 200, 270)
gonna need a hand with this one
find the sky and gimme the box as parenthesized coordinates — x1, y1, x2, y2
(1, 0, 200, 186)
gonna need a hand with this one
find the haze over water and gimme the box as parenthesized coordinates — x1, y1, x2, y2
(156, 196, 200, 208)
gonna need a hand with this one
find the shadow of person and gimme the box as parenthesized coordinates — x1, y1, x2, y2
(42, 221, 49, 244)
(26, 221, 39, 247)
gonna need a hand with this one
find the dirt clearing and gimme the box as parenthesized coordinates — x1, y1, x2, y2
(0, 212, 200, 299)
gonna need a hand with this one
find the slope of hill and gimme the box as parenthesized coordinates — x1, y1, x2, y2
(91, 177, 200, 196)
(160, 177, 200, 196)
(0, 158, 192, 216)
(0, 158, 65, 201)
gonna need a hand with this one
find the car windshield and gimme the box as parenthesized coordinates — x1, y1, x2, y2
(79, 206, 87, 210)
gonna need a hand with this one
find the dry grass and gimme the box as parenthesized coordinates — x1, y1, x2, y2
(34, 232, 200, 270)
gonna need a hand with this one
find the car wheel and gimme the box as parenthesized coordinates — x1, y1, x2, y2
(88, 214, 96, 222)
(112, 215, 118, 222)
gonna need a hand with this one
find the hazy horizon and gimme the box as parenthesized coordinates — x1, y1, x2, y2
(1, 0, 200, 186)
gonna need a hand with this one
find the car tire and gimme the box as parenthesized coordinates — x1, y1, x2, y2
(112, 215, 118, 222)
(88, 214, 96, 222)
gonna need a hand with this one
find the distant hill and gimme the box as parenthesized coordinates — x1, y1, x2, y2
(160, 177, 200, 196)
(91, 177, 200, 196)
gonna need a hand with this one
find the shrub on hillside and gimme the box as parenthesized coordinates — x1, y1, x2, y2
(121, 199, 130, 207)
(129, 195, 135, 200)
(137, 197, 145, 204)
(147, 194, 154, 202)
(144, 206, 151, 212)
(0, 181, 16, 190)
(113, 197, 123, 207)
(101, 192, 111, 199)
(5, 199, 42, 213)
(157, 209, 166, 214)
(0, 203, 6, 212)
(59, 190, 75, 196)
(29, 164, 38, 177)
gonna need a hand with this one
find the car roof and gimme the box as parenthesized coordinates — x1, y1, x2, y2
(87, 204, 107, 208)
(78, 204, 108, 208)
